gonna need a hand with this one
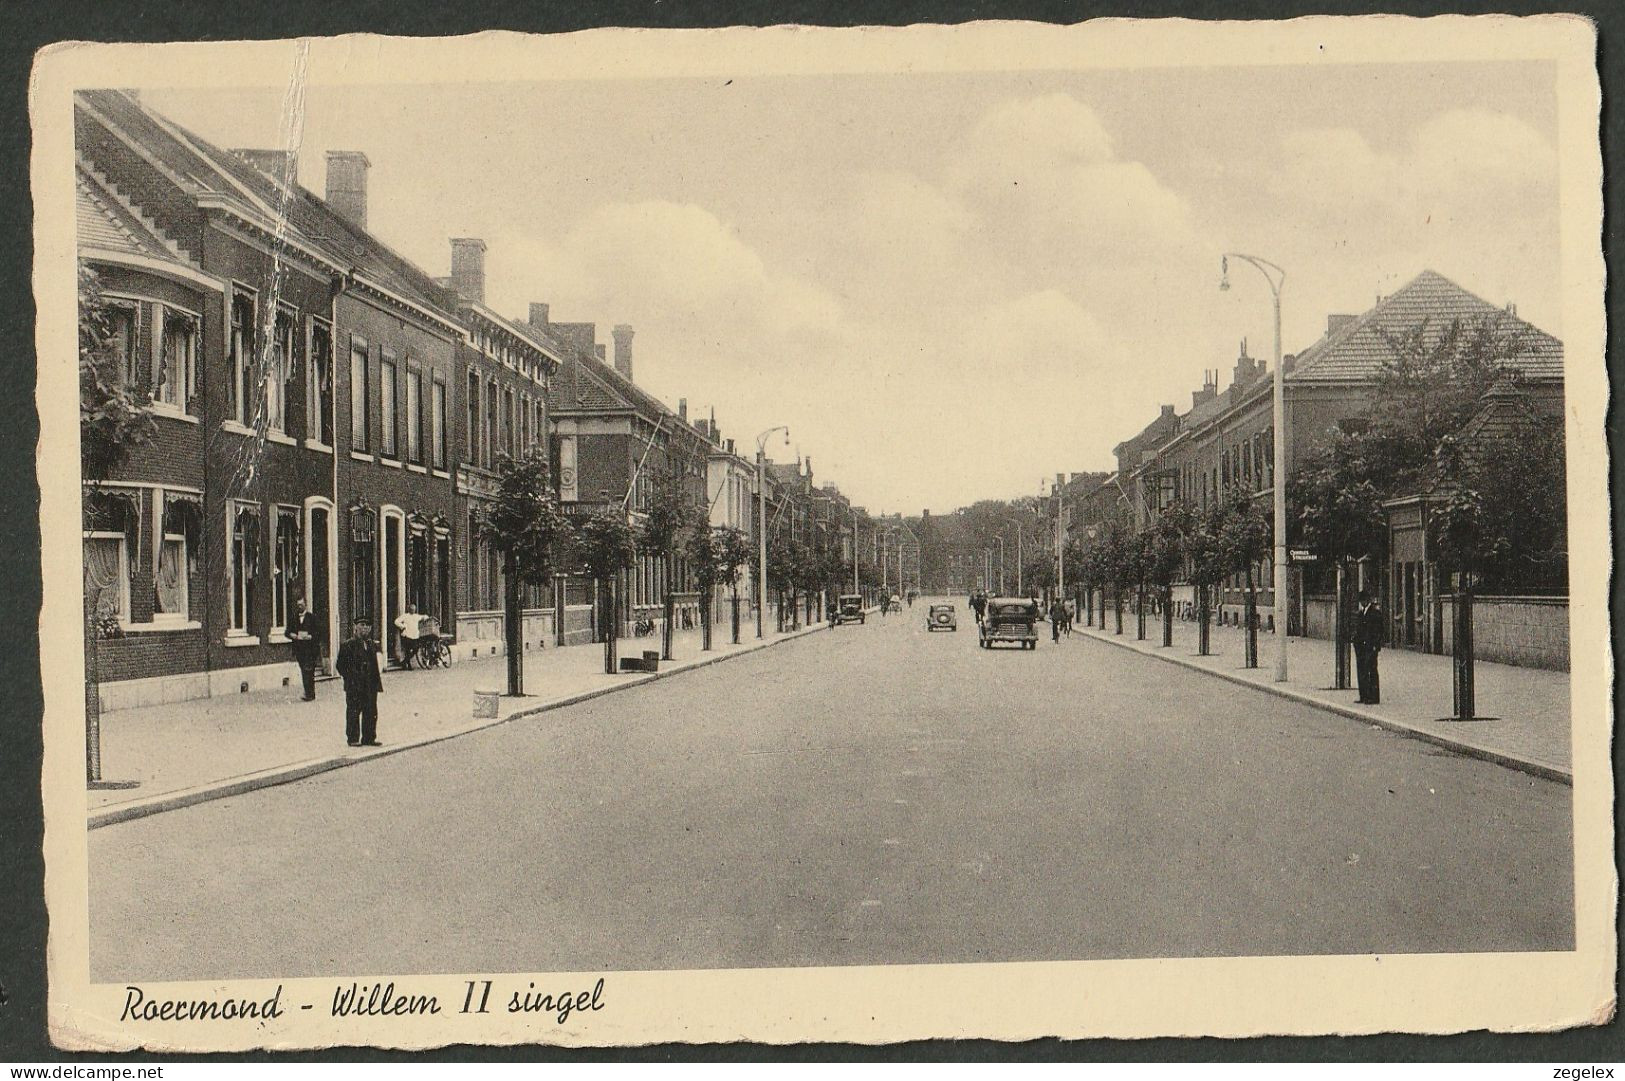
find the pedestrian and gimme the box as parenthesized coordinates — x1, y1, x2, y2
(1049, 597, 1067, 642)
(337, 616, 384, 747)
(1352, 589, 1385, 705)
(394, 602, 425, 669)
(289, 598, 323, 701)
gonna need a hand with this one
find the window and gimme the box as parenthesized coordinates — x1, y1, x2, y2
(505, 390, 516, 459)
(308, 320, 334, 445)
(466, 370, 479, 463)
(229, 501, 261, 635)
(380, 357, 398, 458)
(83, 533, 129, 628)
(431, 377, 447, 470)
(349, 341, 370, 452)
(155, 306, 198, 413)
(272, 506, 301, 633)
(155, 497, 193, 622)
(230, 291, 255, 424)
(267, 307, 294, 432)
(406, 367, 423, 464)
(105, 300, 138, 386)
(485, 380, 497, 468)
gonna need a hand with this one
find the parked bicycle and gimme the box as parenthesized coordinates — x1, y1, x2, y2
(410, 617, 452, 668)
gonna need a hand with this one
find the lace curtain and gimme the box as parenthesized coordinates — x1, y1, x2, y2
(83, 537, 122, 620)
(156, 538, 184, 615)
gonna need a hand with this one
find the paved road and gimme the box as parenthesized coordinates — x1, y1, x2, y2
(91, 599, 1572, 981)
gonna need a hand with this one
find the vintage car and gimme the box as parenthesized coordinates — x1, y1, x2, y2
(926, 603, 957, 632)
(831, 593, 866, 625)
(979, 597, 1039, 650)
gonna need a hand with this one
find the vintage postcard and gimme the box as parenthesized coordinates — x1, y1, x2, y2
(33, 18, 1610, 1050)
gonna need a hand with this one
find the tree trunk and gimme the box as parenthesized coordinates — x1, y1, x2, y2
(504, 555, 524, 695)
(1113, 586, 1123, 635)
(602, 578, 618, 675)
(1162, 583, 1173, 647)
(1244, 563, 1259, 668)
(85, 602, 101, 784)
(701, 592, 713, 651)
(1453, 581, 1475, 720)
(1333, 561, 1352, 690)
(1136, 583, 1147, 640)
(662, 554, 675, 661)
(1197, 584, 1210, 655)
(731, 589, 741, 645)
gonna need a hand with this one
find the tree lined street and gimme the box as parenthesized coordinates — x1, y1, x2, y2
(92, 601, 1572, 983)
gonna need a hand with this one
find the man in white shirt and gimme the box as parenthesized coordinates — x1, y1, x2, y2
(394, 603, 426, 669)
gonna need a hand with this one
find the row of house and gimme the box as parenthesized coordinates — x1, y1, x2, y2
(1049, 269, 1568, 669)
(76, 89, 883, 711)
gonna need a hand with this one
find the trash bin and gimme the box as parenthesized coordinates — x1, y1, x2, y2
(473, 689, 500, 719)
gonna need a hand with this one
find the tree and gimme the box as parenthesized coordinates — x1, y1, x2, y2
(1182, 503, 1227, 656)
(1096, 518, 1134, 635)
(479, 451, 573, 696)
(640, 466, 700, 661)
(684, 526, 725, 651)
(1215, 495, 1271, 667)
(81, 263, 157, 482)
(81, 262, 156, 786)
(1145, 505, 1190, 648)
(577, 510, 637, 674)
(711, 526, 753, 644)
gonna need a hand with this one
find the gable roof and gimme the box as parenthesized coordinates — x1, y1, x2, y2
(77, 163, 189, 264)
(1287, 269, 1563, 385)
(78, 89, 459, 329)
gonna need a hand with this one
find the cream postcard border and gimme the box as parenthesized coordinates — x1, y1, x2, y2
(32, 17, 1612, 1050)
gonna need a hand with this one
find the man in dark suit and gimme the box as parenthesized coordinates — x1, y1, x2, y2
(1352, 589, 1385, 705)
(290, 598, 324, 701)
(336, 617, 384, 747)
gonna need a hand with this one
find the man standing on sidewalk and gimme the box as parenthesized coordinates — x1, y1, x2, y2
(1353, 590, 1385, 705)
(290, 598, 323, 701)
(337, 617, 384, 747)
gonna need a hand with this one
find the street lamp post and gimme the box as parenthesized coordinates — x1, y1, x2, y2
(1222, 252, 1288, 682)
(994, 535, 1006, 594)
(755, 425, 789, 639)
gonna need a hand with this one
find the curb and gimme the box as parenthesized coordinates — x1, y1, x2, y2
(89, 618, 836, 829)
(1076, 626, 1571, 786)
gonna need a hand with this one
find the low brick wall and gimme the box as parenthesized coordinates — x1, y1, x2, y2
(1295, 592, 1568, 672)
(1439, 595, 1569, 672)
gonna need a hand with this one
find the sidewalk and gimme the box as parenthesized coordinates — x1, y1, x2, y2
(89, 613, 834, 827)
(1074, 610, 1571, 783)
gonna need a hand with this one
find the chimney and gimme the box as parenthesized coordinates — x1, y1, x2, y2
(528, 303, 550, 330)
(594, 344, 607, 363)
(612, 324, 635, 382)
(1160, 403, 1175, 418)
(1283, 353, 1297, 374)
(678, 398, 688, 423)
(1192, 369, 1218, 410)
(448, 238, 487, 305)
(235, 148, 297, 182)
(325, 151, 370, 231)
(1327, 313, 1356, 336)
(1505, 301, 1518, 317)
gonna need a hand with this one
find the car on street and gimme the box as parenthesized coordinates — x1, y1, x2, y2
(926, 603, 957, 632)
(979, 597, 1039, 650)
(832, 594, 866, 625)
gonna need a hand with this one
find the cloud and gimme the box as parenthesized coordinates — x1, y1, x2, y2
(1272, 108, 1556, 216)
(948, 94, 1197, 267)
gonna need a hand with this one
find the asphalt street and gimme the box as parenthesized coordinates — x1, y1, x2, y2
(91, 600, 1573, 981)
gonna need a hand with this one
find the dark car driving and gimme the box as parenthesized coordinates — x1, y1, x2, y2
(832, 594, 866, 625)
(978, 597, 1039, 650)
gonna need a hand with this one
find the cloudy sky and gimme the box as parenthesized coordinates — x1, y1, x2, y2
(145, 58, 1559, 515)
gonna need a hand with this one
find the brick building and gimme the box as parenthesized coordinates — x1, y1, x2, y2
(77, 90, 341, 707)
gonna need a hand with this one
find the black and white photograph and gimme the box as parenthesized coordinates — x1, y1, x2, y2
(33, 18, 1610, 1049)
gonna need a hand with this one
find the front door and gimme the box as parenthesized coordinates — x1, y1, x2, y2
(310, 506, 332, 673)
(384, 515, 402, 662)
